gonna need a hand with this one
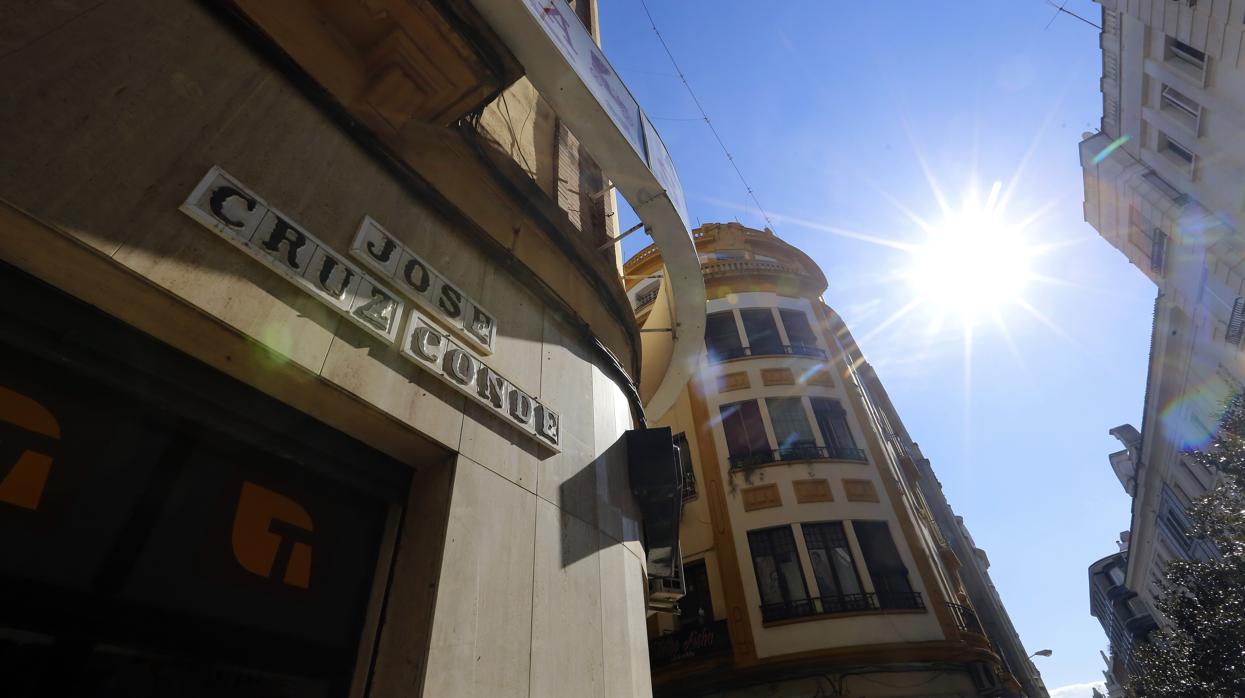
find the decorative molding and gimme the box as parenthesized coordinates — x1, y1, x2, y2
(741, 484, 782, 511)
(804, 368, 834, 387)
(718, 371, 750, 392)
(792, 478, 833, 503)
(842, 478, 879, 503)
(760, 368, 794, 386)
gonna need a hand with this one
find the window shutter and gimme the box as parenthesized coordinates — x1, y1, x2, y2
(1227, 298, 1245, 346)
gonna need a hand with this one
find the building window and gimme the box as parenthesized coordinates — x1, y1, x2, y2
(1150, 229, 1167, 274)
(1166, 37, 1206, 73)
(674, 432, 696, 501)
(720, 400, 770, 467)
(1228, 297, 1245, 347)
(802, 522, 868, 613)
(765, 398, 818, 459)
(810, 398, 865, 461)
(1160, 84, 1201, 125)
(1159, 131, 1196, 171)
(632, 281, 659, 309)
(703, 249, 746, 261)
(853, 521, 922, 609)
(740, 308, 784, 355)
(1128, 207, 1167, 274)
(705, 311, 744, 362)
(747, 526, 812, 622)
(1141, 170, 1188, 203)
(779, 309, 823, 357)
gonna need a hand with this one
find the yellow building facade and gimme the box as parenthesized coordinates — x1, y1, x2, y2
(628, 223, 1018, 697)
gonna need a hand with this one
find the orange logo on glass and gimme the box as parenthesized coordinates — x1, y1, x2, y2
(0, 386, 60, 510)
(231, 481, 314, 589)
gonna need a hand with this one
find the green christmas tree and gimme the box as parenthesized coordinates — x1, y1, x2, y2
(1131, 395, 1245, 697)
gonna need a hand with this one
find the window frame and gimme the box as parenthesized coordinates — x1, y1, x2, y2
(1157, 130, 1197, 178)
(739, 308, 784, 356)
(809, 397, 864, 461)
(704, 310, 745, 362)
(746, 526, 813, 622)
(764, 397, 819, 459)
(852, 520, 922, 610)
(802, 522, 868, 613)
(778, 308, 823, 357)
(719, 400, 771, 466)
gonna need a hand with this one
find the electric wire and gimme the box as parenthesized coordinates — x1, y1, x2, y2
(635, 0, 776, 232)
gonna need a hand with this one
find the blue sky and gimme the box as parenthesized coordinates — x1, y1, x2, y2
(600, 1, 1152, 693)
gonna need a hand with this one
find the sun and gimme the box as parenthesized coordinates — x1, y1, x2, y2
(906, 194, 1034, 324)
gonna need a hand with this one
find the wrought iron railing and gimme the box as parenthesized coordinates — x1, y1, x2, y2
(946, 602, 985, 635)
(728, 444, 867, 470)
(759, 591, 925, 623)
(708, 343, 827, 362)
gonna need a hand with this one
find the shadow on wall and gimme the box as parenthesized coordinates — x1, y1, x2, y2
(0, 0, 570, 443)
(559, 434, 638, 569)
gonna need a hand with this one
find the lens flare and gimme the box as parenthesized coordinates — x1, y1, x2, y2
(906, 194, 1035, 325)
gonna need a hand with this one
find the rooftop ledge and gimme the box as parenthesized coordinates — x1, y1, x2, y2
(466, 0, 706, 420)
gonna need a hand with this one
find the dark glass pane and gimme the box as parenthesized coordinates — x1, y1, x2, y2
(747, 527, 810, 621)
(853, 521, 914, 602)
(779, 309, 818, 349)
(719, 401, 769, 460)
(802, 523, 863, 600)
(765, 398, 815, 451)
(810, 398, 857, 451)
(740, 309, 783, 355)
(705, 312, 743, 362)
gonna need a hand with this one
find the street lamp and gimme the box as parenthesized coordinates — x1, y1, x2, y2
(1029, 649, 1053, 658)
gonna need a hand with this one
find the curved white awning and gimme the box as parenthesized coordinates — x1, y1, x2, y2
(467, 0, 706, 421)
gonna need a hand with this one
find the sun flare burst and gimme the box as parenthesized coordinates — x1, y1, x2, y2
(906, 183, 1037, 326)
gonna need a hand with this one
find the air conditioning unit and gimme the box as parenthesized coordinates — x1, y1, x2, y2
(647, 547, 685, 613)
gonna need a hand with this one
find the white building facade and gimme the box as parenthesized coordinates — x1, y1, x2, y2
(1079, 0, 1245, 679)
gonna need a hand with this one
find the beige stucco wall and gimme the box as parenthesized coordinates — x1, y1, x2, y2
(0, 1, 652, 696)
(1085, 0, 1245, 619)
(697, 294, 945, 658)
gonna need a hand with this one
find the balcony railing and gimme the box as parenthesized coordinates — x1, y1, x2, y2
(701, 259, 806, 278)
(729, 444, 867, 470)
(760, 591, 924, 623)
(946, 602, 985, 636)
(634, 287, 659, 309)
(709, 343, 827, 362)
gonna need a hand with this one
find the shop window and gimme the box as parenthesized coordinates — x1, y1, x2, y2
(739, 309, 783, 355)
(802, 522, 867, 613)
(765, 398, 818, 459)
(810, 398, 864, 461)
(779, 309, 822, 357)
(747, 526, 812, 622)
(719, 400, 770, 468)
(705, 311, 745, 362)
(853, 521, 921, 609)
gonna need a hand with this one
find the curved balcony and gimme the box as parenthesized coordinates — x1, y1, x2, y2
(946, 602, 986, 636)
(760, 591, 925, 623)
(710, 343, 827, 362)
(728, 445, 867, 470)
(701, 259, 808, 279)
